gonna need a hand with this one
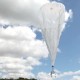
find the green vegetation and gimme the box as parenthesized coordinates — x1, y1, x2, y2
(0, 77, 37, 80)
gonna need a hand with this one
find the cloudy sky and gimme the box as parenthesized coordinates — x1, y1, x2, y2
(0, 0, 80, 80)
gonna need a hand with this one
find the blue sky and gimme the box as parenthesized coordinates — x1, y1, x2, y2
(0, 0, 80, 80)
(56, 0, 80, 71)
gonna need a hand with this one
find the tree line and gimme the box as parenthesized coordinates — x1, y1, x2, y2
(0, 77, 37, 80)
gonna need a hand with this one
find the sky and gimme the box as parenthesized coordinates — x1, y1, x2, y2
(0, 0, 80, 80)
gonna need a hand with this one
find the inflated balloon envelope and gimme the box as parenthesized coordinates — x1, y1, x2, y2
(40, 1, 65, 73)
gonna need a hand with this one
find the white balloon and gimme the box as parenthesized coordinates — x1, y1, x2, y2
(40, 1, 65, 66)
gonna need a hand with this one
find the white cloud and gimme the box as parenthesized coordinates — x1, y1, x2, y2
(61, 9, 73, 32)
(0, 0, 73, 29)
(65, 9, 73, 22)
(59, 70, 80, 78)
(0, 57, 35, 79)
(0, 19, 10, 25)
(0, 25, 48, 79)
(51, 70, 80, 80)
(37, 69, 61, 80)
(26, 57, 42, 66)
(72, 76, 80, 80)
(0, 56, 43, 79)
(0, 0, 49, 27)
(0, 26, 48, 59)
(36, 70, 80, 80)
(37, 72, 52, 80)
